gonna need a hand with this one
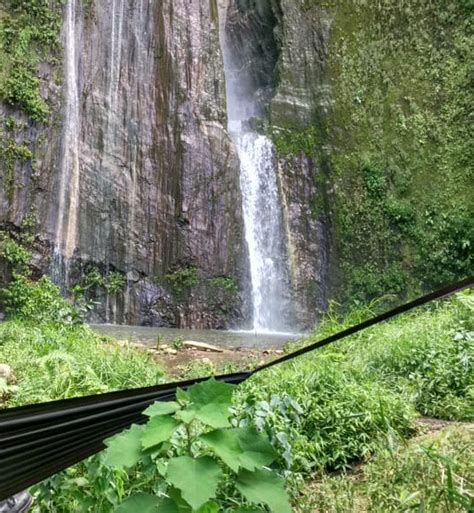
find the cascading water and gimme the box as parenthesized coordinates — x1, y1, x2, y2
(53, 0, 81, 283)
(218, 1, 293, 333)
(237, 133, 293, 332)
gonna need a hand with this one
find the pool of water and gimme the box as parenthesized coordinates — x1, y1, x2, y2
(90, 324, 302, 350)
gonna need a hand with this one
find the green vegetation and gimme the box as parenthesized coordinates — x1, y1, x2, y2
(165, 265, 200, 301)
(271, 0, 473, 305)
(102, 379, 291, 512)
(0, 0, 61, 120)
(0, 289, 467, 512)
(0, 230, 83, 326)
(209, 277, 239, 295)
(72, 267, 127, 300)
(0, 230, 31, 272)
(1, 233, 472, 512)
(235, 291, 473, 488)
(299, 426, 473, 513)
(0, 321, 164, 407)
(106, 271, 127, 294)
(270, 126, 318, 158)
(0, 233, 163, 407)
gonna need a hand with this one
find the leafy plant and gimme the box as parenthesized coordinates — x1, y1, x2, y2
(0, 231, 31, 274)
(84, 267, 105, 289)
(1, 274, 83, 326)
(165, 266, 200, 301)
(103, 379, 292, 513)
(71, 268, 126, 306)
(106, 272, 127, 294)
(209, 277, 239, 295)
(171, 336, 184, 351)
(0, 0, 62, 120)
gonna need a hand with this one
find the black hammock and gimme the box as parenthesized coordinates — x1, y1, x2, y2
(0, 276, 472, 500)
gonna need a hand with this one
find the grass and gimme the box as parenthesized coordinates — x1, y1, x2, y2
(298, 425, 474, 512)
(0, 321, 164, 407)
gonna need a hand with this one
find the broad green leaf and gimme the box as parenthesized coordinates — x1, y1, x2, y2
(142, 416, 181, 450)
(236, 469, 291, 513)
(103, 424, 143, 469)
(167, 456, 222, 510)
(175, 409, 196, 424)
(167, 488, 193, 512)
(176, 387, 188, 403)
(185, 379, 235, 428)
(187, 378, 234, 408)
(194, 403, 232, 428)
(200, 429, 242, 472)
(144, 401, 180, 417)
(200, 428, 277, 472)
(156, 498, 180, 513)
(235, 510, 267, 513)
(195, 502, 219, 513)
(237, 428, 277, 471)
(114, 493, 161, 513)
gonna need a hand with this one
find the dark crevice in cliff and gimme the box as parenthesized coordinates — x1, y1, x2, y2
(225, 0, 282, 119)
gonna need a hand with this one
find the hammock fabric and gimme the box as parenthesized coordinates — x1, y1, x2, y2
(1, 276, 472, 500)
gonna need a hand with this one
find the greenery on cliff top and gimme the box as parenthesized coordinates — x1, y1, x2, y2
(0, 0, 61, 120)
(272, 0, 473, 306)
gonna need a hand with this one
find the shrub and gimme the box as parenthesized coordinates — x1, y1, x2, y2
(165, 266, 200, 300)
(101, 379, 292, 513)
(1, 274, 82, 326)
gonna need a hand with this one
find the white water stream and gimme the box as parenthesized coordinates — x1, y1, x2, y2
(218, 2, 293, 333)
(55, 0, 80, 262)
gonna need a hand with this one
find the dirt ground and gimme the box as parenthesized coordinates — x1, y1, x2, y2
(114, 339, 282, 378)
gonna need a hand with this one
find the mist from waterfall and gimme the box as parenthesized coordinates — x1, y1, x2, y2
(218, 1, 293, 333)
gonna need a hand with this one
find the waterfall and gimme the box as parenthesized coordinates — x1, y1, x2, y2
(55, 0, 81, 265)
(218, 2, 293, 333)
(106, 0, 124, 136)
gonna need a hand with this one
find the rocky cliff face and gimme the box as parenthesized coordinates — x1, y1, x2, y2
(1, 0, 331, 330)
(267, 0, 473, 305)
(1, 0, 251, 328)
(4, 1, 464, 328)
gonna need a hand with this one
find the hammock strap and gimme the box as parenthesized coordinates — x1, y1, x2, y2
(253, 276, 473, 374)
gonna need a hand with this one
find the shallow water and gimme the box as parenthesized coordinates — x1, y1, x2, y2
(90, 324, 302, 350)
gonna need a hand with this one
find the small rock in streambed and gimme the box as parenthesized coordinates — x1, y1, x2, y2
(163, 347, 178, 355)
(183, 340, 224, 353)
(0, 364, 14, 383)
